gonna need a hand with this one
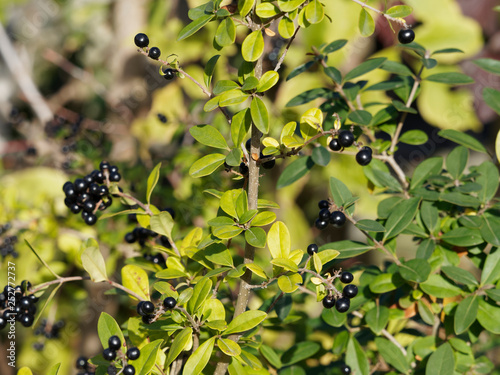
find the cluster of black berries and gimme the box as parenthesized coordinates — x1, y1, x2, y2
(32, 318, 65, 350)
(398, 28, 415, 44)
(134, 33, 177, 80)
(0, 224, 18, 259)
(0, 281, 39, 329)
(314, 200, 346, 230)
(125, 227, 158, 247)
(76, 356, 95, 375)
(328, 130, 373, 166)
(322, 272, 358, 313)
(102, 336, 140, 375)
(137, 297, 177, 325)
(63, 162, 120, 225)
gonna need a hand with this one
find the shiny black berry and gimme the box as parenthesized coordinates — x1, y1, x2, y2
(127, 347, 141, 360)
(148, 47, 161, 60)
(398, 29, 415, 44)
(109, 172, 121, 182)
(340, 272, 354, 284)
(330, 211, 346, 228)
(82, 200, 96, 213)
(76, 356, 88, 369)
(341, 364, 351, 374)
(163, 68, 176, 80)
(20, 314, 34, 327)
(319, 208, 330, 221)
(108, 335, 121, 351)
(163, 297, 177, 310)
(322, 295, 335, 309)
(136, 301, 146, 316)
(328, 138, 342, 151)
(307, 244, 318, 256)
(335, 298, 350, 313)
(125, 232, 136, 243)
(134, 33, 149, 48)
(245, 138, 251, 151)
(318, 200, 329, 209)
(343, 284, 358, 299)
(103, 348, 117, 361)
(19, 296, 32, 309)
(84, 214, 97, 226)
(262, 159, 275, 169)
(338, 130, 355, 148)
(239, 162, 249, 175)
(123, 365, 136, 375)
(141, 301, 155, 314)
(356, 147, 372, 166)
(315, 218, 328, 230)
(142, 314, 154, 324)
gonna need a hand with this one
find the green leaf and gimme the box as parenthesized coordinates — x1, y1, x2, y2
(220, 189, 242, 219)
(324, 39, 348, 54)
(182, 337, 215, 375)
(399, 258, 431, 283)
(425, 343, 454, 375)
(97, 312, 125, 349)
(416, 238, 436, 259)
(204, 96, 220, 112)
(250, 97, 269, 134)
(480, 214, 500, 247)
(278, 0, 307, 12)
(431, 48, 464, 55)
(383, 197, 420, 240)
(278, 16, 295, 39)
(242, 30, 264, 62)
(178, 14, 214, 41)
(321, 240, 373, 259)
(238, 0, 255, 17)
(365, 305, 390, 334)
(442, 266, 478, 286)
(213, 225, 243, 239)
(485, 289, 500, 302)
(380, 60, 414, 76)
(420, 274, 462, 298)
(204, 55, 220, 88)
(344, 57, 386, 82)
(189, 153, 226, 177)
(214, 80, 240, 95)
(363, 164, 403, 192)
(438, 129, 487, 153)
(305, 0, 324, 24)
(355, 219, 385, 232)
(277, 273, 302, 293)
(324, 66, 342, 84)
(481, 248, 500, 285)
(146, 162, 161, 205)
(454, 295, 479, 334)
(277, 157, 314, 189)
(286, 61, 315, 81)
(477, 298, 500, 334)
(260, 345, 282, 369)
(346, 336, 370, 375)
(241, 76, 259, 91)
(219, 89, 249, 107)
(483, 87, 500, 115)
(385, 5, 412, 18)
(446, 146, 468, 179)
(81, 245, 108, 282)
(231, 109, 251, 148)
(246, 263, 268, 280)
(311, 146, 330, 166)
(18, 369, 33, 375)
(267, 221, 290, 259)
(188, 278, 213, 315)
(205, 243, 234, 267)
(166, 327, 193, 367)
(281, 342, 321, 366)
(370, 273, 404, 293)
(271, 258, 298, 272)
(348, 110, 372, 125)
(245, 227, 267, 248)
(224, 310, 267, 335)
(417, 299, 435, 325)
(256, 2, 280, 18)
(252, 211, 276, 226)
(122, 265, 150, 301)
(426, 72, 474, 85)
(190, 125, 229, 150)
(410, 157, 443, 190)
(217, 338, 241, 357)
(150, 211, 174, 239)
(399, 130, 428, 145)
(473, 58, 500, 75)
(440, 227, 483, 247)
(358, 8, 374, 37)
(329, 176, 353, 208)
(375, 337, 409, 373)
(257, 71, 279, 92)
(215, 17, 236, 47)
(47, 364, 61, 375)
(476, 161, 500, 203)
(440, 192, 480, 208)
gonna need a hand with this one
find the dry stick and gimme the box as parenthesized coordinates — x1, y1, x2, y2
(0, 23, 53, 125)
(274, 25, 301, 72)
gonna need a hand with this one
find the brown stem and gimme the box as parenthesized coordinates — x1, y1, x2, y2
(274, 26, 301, 72)
(349, 0, 407, 25)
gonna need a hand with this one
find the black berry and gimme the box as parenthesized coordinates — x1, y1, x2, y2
(108, 365, 118, 375)
(141, 301, 155, 314)
(163, 68, 176, 80)
(335, 298, 350, 313)
(84, 214, 97, 226)
(239, 162, 249, 175)
(245, 138, 251, 151)
(148, 47, 161, 60)
(338, 130, 355, 148)
(329, 211, 346, 228)
(262, 159, 275, 169)
(322, 295, 335, 309)
(103, 348, 117, 361)
(20, 314, 34, 327)
(134, 33, 149, 48)
(318, 200, 329, 209)
(73, 178, 88, 193)
(356, 147, 372, 166)
(123, 365, 136, 375)
(398, 29, 415, 44)
(315, 218, 328, 230)
(125, 232, 136, 243)
(318, 208, 330, 221)
(109, 172, 121, 182)
(142, 314, 154, 324)
(307, 244, 318, 256)
(19, 296, 32, 309)
(76, 356, 88, 369)
(163, 297, 177, 309)
(341, 364, 351, 374)
(328, 138, 342, 151)
(340, 272, 354, 284)
(343, 284, 358, 299)
(127, 347, 141, 360)
(100, 161, 110, 171)
(108, 335, 121, 351)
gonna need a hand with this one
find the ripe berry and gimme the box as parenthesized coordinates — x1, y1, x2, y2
(318, 208, 330, 221)
(315, 218, 328, 230)
(73, 178, 88, 193)
(338, 130, 355, 148)
(322, 295, 335, 309)
(108, 365, 118, 375)
(340, 272, 354, 284)
(76, 356, 88, 369)
(142, 314, 154, 324)
(109, 165, 119, 174)
(239, 162, 249, 175)
(89, 183, 99, 195)
(100, 161, 110, 171)
(398, 29, 415, 44)
(136, 301, 146, 316)
(341, 364, 351, 374)
(148, 47, 161, 60)
(163, 68, 176, 80)
(103, 348, 117, 361)
(108, 335, 121, 351)
(245, 138, 251, 151)
(64, 185, 77, 199)
(84, 214, 97, 226)
(343, 284, 358, 299)
(335, 298, 350, 313)
(109, 172, 121, 182)
(82, 200, 96, 213)
(328, 138, 342, 151)
(125, 232, 136, 243)
(157, 113, 167, 123)
(356, 147, 372, 166)
(127, 347, 141, 360)
(262, 159, 275, 169)
(134, 33, 149, 48)
(163, 297, 177, 310)
(141, 301, 155, 314)
(19, 296, 32, 309)
(307, 244, 318, 256)
(318, 200, 329, 209)
(123, 365, 136, 375)
(20, 314, 34, 327)
(98, 185, 109, 196)
(329, 211, 346, 228)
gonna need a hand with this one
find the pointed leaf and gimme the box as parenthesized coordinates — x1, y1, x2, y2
(277, 157, 314, 189)
(250, 97, 269, 134)
(178, 15, 214, 41)
(365, 305, 390, 334)
(346, 337, 370, 375)
(204, 55, 220, 88)
(224, 310, 267, 335)
(425, 343, 454, 375)
(190, 125, 229, 150)
(166, 328, 193, 367)
(122, 265, 150, 301)
(375, 337, 409, 373)
(383, 197, 420, 240)
(182, 337, 215, 375)
(344, 57, 386, 82)
(81, 245, 108, 282)
(218, 338, 242, 357)
(454, 295, 478, 334)
(358, 8, 374, 37)
(189, 153, 226, 177)
(245, 227, 267, 248)
(97, 312, 125, 349)
(438, 129, 487, 153)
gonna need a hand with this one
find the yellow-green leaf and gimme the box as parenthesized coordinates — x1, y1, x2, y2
(305, 0, 324, 24)
(218, 338, 242, 356)
(189, 153, 226, 178)
(358, 8, 375, 37)
(267, 221, 291, 259)
(146, 162, 161, 205)
(242, 30, 265, 62)
(182, 337, 215, 375)
(277, 273, 302, 293)
(271, 257, 298, 272)
(224, 310, 267, 335)
(166, 327, 193, 367)
(122, 265, 150, 301)
(81, 245, 108, 282)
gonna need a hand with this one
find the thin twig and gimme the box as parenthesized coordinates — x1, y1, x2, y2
(175, 306, 199, 332)
(349, 0, 406, 25)
(274, 26, 301, 72)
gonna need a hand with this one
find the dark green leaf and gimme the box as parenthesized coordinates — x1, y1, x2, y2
(250, 97, 269, 134)
(375, 337, 410, 373)
(311, 146, 330, 166)
(324, 66, 342, 84)
(416, 239, 436, 259)
(332, 331, 350, 354)
(417, 299, 435, 325)
(380, 60, 413, 76)
(320, 240, 373, 259)
(438, 129, 487, 153)
(287, 61, 315, 81)
(399, 130, 428, 145)
(477, 298, 500, 334)
(355, 219, 385, 232)
(422, 58, 437, 69)
(277, 157, 314, 189)
(454, 295, 479, 334)
(410, 157, 443, 190)
(204, 55, 220, 88)
(440, 227, 483, 246)
(425, 343, 454, 375)
(485, 289, 500, 302)
(446, 146, 468, 179)
(323, 39, 348, 54)
(370, 273, 404, 293)
(392, 99, 417, 114)
(346, 336, 370, 375)
(473, 58, 500, 75)
(178, 15, 214, 41)
(440, 192, 480, 208)
(365, 305, 389, 334)
(442, 266, 478, 286)
(365, 77, 407, 91)
(384, 197, 420, 240)
(431, 48, 463, 55)
(483, 87, 500, 115)
(344, 58, 386, 82)
(260, 345, 282, 369)
(329, 176, 354, 208)
(281, 342, 320, 366)
(481, 248, 500, 286)
(399, 258, 431, 283)
(426, 72, 474, 85)
(286, 88, 331, 107)
(480, 214, 500, 246)
(420, 274, 463, 298)
(475, 161, 499, 203)
(364, 164, 403, 192)
(348, 110, 372, 125)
